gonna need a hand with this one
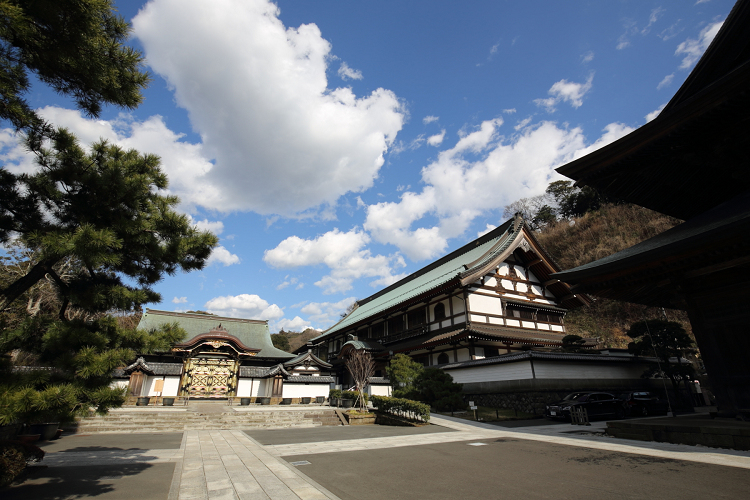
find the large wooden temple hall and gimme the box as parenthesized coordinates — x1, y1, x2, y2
(553, 0, 750, 417)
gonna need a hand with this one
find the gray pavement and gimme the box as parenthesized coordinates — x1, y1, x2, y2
(4, 414, 750, 499)
(246, 423, 453, 446)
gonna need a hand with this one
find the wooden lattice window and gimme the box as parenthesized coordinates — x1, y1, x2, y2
(408, 307, 426, 327)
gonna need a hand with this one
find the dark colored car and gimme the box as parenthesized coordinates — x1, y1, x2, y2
(545, 392, 625, 421)
(619, 391, 669, 417)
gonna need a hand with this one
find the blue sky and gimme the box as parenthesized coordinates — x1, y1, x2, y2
(2, 0, 734, 331)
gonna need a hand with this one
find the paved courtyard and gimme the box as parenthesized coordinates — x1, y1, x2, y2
(3, 414, 750, 499)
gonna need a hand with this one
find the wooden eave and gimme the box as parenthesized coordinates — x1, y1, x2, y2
(553, 191, 750, 308)
(173, 332, 262, 356)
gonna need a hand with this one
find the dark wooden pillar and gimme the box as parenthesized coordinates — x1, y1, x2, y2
(682, 265, 750, 415)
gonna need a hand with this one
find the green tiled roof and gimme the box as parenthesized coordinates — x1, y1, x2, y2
(313, 218, 517, 341)
(138, 309, 294, 359)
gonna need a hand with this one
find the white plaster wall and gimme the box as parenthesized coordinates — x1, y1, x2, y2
(506, 318, 520, 327)
(474, 347, 485, 359)
(469, 313, 486, 323)
(521, 321, 536, 329)
(489, 317, 503, 325)
(468, 293, 502, 316)
(282, 383, 329, 398)
(456, 348, 472, 362)
(448, 360, 534, 384)
(484, 276, 497, 287)
(145, 376, 180, 397)
(551, 325, 564, 332)
(533, 361, 645, 380)
(237, 378, 265, 397)
(110, 380, 128, 390)
(452, 296, 465, 314)
(368, 384, 392, 396)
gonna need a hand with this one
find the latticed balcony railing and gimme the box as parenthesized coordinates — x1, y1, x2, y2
(379, 325, 429, 345)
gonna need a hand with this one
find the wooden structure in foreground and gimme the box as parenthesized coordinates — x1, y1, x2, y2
(553, 0, 750, 416)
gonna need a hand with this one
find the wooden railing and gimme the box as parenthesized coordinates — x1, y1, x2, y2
(379, 325, 429, 345)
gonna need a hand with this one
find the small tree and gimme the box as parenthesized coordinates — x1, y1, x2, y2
(344, 349, 375, 412)
(386, 353, 423, 399)
(560, 334, 591, 353)
(627, 320, 696, 404)
(414, 368, 464, 412)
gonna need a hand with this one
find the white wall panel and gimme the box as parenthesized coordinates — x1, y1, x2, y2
(449, 361, 534, 384)
(468, 293, 502, 316)
(282, 383, 330, 398)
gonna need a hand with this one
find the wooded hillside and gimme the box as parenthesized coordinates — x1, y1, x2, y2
(534, 203, 690, 348)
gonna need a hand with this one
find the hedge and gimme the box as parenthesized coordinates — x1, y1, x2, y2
(370, 395, 430, 423)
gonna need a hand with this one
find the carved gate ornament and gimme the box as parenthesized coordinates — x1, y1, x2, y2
(180, 357, 239, 398)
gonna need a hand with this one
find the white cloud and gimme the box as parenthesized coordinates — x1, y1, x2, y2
(263, 228, 405, 294)
(207, 246, 241, 266)
(172, 296, 188, 304)
(423, 115, 439, 124)
(189, 216, 224, 236)
(657, 73, 674, 90)
(276, 276, 299, 290)
(514, 117, 532, 131)
(300, 296, 356, 326)
(338, 62, 363, 80)
(503, 108, 516, 114)
(581, 51, 594, 64)
(477, 224, 496, 237)
(132, 0, 405, 217)
(645, 104, 666, 123)
(205, 293, 284, 320)
(426, 130, 446, 147)
(534, 73, 594, 112)
(675, 20, 723, 70)
(273, 316, 314, 332)
(364, 119, 634, 261)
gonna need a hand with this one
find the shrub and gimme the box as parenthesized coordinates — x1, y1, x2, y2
(414, 368, 464, 412)
(342, 390, 367, 403)
(371, 395, 430, 423)
(328, 389, 342, 400)
(0, 440, 45, 486)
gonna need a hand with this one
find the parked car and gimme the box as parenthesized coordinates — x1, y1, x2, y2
(545, 392, 625, 421)
(618, 391, 669, 417)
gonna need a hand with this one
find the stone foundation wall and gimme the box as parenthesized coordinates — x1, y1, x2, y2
(463, 391, 573, 416)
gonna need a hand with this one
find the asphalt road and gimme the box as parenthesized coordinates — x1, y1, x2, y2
(284, 437, 750, 500)
(246, 423, 453, 445)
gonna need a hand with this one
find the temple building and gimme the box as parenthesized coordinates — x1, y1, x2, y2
(553, 0, 750, 416)
(115, 310, 334, 402)
(301, 215, 667, 398)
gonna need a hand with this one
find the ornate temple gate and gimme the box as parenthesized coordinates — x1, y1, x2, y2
(180, 357, 239, 398)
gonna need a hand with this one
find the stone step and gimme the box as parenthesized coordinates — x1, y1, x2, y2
(65, 409, 341, 433)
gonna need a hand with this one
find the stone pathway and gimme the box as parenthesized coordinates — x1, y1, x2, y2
(31, 414, 750, 500)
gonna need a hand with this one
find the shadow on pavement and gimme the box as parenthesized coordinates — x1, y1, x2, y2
(1, 462, 174, 500)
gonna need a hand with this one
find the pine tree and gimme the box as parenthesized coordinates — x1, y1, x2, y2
(0, 1, 217, 427)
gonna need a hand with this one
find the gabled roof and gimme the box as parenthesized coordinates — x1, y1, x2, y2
(138, 309, 293, 359)
(312, 216, 586, 342)
(283, 350, 332, 369)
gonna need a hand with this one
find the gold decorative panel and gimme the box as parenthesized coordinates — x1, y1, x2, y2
(180, 357, 239, 398)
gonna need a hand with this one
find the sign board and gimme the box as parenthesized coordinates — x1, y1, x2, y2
(468, 401, 474, 406)
(470, 406, 478, 410)
(154, 380, 164, 392)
